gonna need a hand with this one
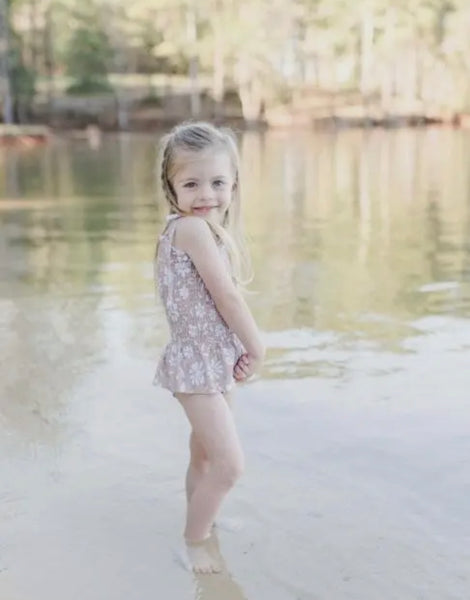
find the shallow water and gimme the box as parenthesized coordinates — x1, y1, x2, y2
(1, 128, 469, 599)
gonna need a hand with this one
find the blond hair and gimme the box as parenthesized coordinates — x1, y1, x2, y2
(156, 121, 253, 288)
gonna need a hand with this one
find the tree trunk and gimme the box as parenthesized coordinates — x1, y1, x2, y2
(186, 0, 200, 117)
(29, 0, 38, 74)
(44, 2, 56, 119)
(359, 6, 374, 96)
(212, 0, 224, 120)
(380, 7, 396, 115)
(0, 0, 13, 123)
(238, 77, 262, 124)
(102, 7, 129, 130)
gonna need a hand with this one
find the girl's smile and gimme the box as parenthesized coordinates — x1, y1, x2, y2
(192, 205, 218, 215)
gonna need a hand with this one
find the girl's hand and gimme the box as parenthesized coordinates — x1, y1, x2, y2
(233, 352, 260, 381)
(233, 353, 249, 381)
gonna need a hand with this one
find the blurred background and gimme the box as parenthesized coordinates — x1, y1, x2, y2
(0, 0, 470, 128)
(1, 2, 470, 600)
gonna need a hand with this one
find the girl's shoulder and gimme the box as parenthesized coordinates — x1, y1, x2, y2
(173, 215, 220, 252)
(160, 213, 181, 237)
(162, 213, 208, 235)
(158, 214, 187, 248)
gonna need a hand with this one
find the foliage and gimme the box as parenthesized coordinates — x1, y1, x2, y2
(5, 0, 470, 117)
(64, 0, 112, 94)
(9, 48, 35, 103)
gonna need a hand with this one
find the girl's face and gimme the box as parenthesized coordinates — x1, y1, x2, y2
(171, 149, 235, 225)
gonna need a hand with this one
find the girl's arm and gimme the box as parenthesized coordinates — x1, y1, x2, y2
(175, 216, 265, 362)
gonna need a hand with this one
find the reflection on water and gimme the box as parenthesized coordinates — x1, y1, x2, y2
(194, 574, 247, 600)
(192, 531, 248, 600)
(1, 129, 469, 392)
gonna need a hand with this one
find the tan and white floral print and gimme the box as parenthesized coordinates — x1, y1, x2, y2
(154, 215, 245, 394)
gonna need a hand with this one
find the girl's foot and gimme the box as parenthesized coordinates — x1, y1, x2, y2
(185, 536, 222, 574)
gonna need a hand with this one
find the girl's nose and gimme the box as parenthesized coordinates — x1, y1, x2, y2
(199, 183, 215, 200)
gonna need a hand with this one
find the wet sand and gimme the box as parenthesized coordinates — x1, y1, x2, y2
(1, 316, 469, 600)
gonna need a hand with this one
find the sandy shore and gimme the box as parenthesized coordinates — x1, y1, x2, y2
(1, 314, 469, 600)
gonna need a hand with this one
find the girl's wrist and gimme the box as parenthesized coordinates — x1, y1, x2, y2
(247, 345, 265, 363)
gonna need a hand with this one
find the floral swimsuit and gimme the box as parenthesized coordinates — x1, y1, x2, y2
(153, 214, 245, 395)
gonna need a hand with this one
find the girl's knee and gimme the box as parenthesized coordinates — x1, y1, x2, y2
(189, 432, 208, 467)
(213, 452, 244, 488)
(190, 454, 209, 472)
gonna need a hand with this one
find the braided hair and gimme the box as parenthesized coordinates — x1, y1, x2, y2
(159, 138, 179, 212)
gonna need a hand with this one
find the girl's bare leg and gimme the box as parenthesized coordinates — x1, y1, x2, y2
(185, 430, 209, 503)
(185, 391, 234, 503)
(175, 391, 244, 573)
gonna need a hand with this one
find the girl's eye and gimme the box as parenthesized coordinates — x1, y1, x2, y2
(184, 182, 196, 188)
(213, 180, 225, 187)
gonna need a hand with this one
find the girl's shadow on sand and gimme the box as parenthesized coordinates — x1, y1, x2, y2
(193, 530, 248, 600)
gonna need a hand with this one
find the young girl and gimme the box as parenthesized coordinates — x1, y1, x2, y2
(153, 121, 265, 574)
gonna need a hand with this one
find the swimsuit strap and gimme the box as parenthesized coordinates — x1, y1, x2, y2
(155, 213, 179, 278)
(162, 214, 181, 251)
(156, 215, 182, 299)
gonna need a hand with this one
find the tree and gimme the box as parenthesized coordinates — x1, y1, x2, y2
(64, 0, 112, 94)
(5, 0, 470, 123)
(9, 30, 35, 121)
(0, 0, 13, 122)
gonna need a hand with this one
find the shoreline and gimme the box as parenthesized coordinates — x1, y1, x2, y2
(0, 113, 468, 145)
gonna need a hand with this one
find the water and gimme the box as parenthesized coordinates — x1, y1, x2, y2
(1, 128, 469, 599)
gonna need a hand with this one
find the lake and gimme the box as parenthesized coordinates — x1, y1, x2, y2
(1, 127, 469, 599)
